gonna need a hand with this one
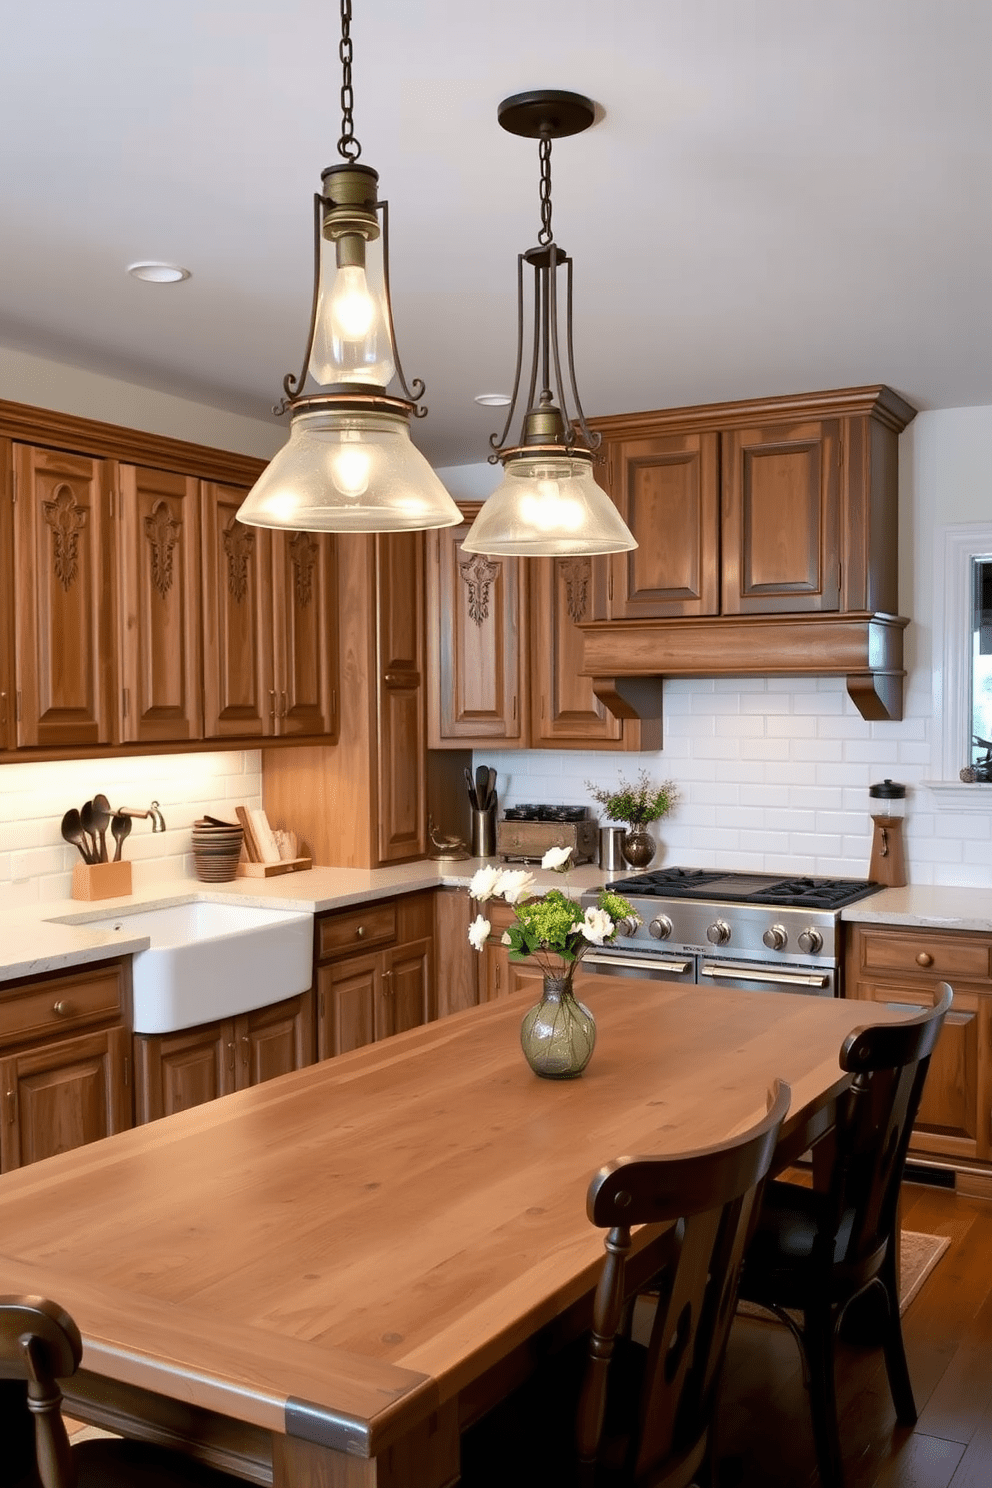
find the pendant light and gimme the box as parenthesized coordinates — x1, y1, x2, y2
(461, 91, 636, 558)
(237, 1, 461, 534)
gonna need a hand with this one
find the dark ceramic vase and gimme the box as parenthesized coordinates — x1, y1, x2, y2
(520, 974, 597, 1079)
(620, 826, 655, 869)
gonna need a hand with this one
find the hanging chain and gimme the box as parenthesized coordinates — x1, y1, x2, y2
(538, 134, 553, 245)
(337, 0, 362, 161)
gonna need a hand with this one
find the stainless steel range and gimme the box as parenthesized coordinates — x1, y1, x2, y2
(582, 868, 882, 997)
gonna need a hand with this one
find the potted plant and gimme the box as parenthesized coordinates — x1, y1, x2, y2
(467, 847, 640, 1079)
(585, 770, 680, 869)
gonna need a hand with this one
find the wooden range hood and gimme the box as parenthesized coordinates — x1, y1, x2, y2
(581, 610, 908, 727)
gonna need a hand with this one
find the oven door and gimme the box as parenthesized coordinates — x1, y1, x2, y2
(583, 951, 697, 983)
(698, 959, 835, 997)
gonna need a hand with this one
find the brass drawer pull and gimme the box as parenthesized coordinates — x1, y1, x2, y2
(52, 1000, 71, 1017)
(916, 952, 934, 967)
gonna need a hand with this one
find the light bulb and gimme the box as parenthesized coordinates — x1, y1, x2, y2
(308, 239, 396, 388)
(329, 264, 376, 341)
(520, 479, 585, 533)
(329, 446, 372, 498)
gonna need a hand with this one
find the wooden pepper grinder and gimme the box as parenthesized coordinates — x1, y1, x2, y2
(869, 778, 907, 887)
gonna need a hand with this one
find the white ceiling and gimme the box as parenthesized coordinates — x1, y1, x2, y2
(1, 0, 990, 468)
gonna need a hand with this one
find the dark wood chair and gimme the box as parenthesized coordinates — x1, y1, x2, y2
(736, 982, 953, 1488)
(460, 1079, 791, 1488)
(0, 1295, 239, 1488)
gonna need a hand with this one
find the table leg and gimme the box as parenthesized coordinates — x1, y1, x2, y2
(272, 1402, 460, 1488)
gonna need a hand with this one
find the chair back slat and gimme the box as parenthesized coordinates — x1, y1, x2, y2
(829, 983, 952, 1268)
(579, 1080, 790, 1486)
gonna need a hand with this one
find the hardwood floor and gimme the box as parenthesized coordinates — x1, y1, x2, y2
(719, 1180, 992, 1488)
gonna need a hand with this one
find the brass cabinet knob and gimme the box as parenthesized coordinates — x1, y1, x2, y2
(916, 952, 934, 967)
(52, 1000, 70, 1017)
(356, 925, 365, 938)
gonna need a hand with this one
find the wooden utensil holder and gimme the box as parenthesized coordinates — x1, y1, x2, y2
(72, 860, 133, 901)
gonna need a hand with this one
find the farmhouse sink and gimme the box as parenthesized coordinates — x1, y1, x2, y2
(67, 901, 313, 1034)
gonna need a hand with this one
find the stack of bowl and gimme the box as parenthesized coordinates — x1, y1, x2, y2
(191, 818, 244, 882)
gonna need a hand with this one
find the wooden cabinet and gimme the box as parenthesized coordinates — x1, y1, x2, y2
(0, 960, 132, 1171)
(0, 401, 340, 761)
(582, 387, 915, 722)
(427, 507, 654, 751)
(315, 892, 434, 1059)
(476, 900, 544, 1004)
(844, 923, 992, 1176)
(117, 464, 202, 743)
(263, 533, 425, 867)
(11, 444, 116, 749)
(134, 988, 314, 1122)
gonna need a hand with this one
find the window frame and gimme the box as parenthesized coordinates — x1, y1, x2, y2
(930, 521, 992, 804)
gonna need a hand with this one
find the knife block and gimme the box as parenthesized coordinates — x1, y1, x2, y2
(72, 861, 133, 901)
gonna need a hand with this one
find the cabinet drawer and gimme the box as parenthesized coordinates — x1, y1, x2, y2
(317, 902, 397, 959)
(0, 965, 124, 1049)
(858, 929, 992, 984)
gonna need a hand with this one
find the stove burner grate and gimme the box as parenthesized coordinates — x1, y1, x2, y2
(607, 868, 881, 911)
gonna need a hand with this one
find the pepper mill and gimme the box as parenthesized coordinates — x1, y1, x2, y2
(869, 778, 907, 887)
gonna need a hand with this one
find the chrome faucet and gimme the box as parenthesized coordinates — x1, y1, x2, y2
(117, 800, 167, 832)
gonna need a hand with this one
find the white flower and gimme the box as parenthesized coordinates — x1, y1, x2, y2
(467, 914, 491, 952)
(468, 865, 503, 903)
(501, 930, 512, 945)
(541, 845, 573, 871)
(498, 869, 537, 905)
(580, 907, 615, 945)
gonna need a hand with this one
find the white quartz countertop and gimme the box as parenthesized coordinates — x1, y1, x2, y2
(0, 858, 620, 984)
(841, 884, 992, 932)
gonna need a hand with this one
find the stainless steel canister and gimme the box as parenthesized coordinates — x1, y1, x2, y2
(598, 826, 626, 872)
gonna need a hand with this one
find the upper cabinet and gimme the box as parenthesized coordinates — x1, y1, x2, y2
(0, 400, 339, 761)
(427, 508, 656, 751)
(584, 386, 915, 722)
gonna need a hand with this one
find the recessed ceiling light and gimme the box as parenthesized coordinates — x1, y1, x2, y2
(474, 393, 511, 407)
(126, 261, 191, 284)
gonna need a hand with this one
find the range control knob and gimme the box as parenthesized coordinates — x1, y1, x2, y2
(798, 928, 824, 955)
(707, 920, 731, 946)
(648, 915, 673, 941)
(762, 924, 788, 951)
(616, 916, 641, 938)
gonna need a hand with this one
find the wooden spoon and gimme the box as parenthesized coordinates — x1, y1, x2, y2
(61, 808, 95, 864)
(111, 813, 132, 863)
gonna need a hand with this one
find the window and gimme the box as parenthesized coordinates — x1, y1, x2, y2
(932, 523, 992, 797)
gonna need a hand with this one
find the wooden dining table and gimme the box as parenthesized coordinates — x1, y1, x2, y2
(0, 976, 909, 1488)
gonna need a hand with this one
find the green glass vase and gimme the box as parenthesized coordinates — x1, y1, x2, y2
(520, 974, 596, 1080)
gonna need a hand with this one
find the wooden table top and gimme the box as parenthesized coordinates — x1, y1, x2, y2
(0, 979, 907, 1462)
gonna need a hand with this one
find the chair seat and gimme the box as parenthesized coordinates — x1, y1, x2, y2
(739, 1180, 882, 1312)
(73, 1437, 240, 1488)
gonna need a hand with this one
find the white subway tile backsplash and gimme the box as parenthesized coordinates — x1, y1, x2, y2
(0, 752, 263, 895)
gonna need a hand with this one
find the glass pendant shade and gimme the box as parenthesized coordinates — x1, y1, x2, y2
(461, 452, 637, 556)
(308, 232, 396, 388)
(236, 406, 462, 533)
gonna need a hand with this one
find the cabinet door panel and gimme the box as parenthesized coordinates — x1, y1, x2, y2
(0, 1027, 131, 1170)
(427, 513, 525, 744)
(530, 556, 625, 747)
(376, 533, 426, 862)
(384, 937, 433, 1037)
(12, 444, 114, 747)
(201, 482, 274, 738)
(722, 420, 840, 614)
(318, 957, 379, 1060)
(117, 465, 202, 742)
(134, 1023, 234, 1123)
(237, 991, 314, 1087)
(605, 433, 720, 619)
(271, 530, 339, 739)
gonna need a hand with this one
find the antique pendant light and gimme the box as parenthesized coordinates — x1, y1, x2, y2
(462, 90, 636, 557)
(238, 1, 461, 534)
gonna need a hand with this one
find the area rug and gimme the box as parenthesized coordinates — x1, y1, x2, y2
(734, 1228, 950, 1324)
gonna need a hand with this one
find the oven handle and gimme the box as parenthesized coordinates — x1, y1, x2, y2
(583, 953, 694, 975)
(700, 963, 831, 989)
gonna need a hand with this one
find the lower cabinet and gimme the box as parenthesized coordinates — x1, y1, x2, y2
(315, 892, 435, 1060)
(844, 923, 992, 1173)
(477, 900, 545, 1004)
(0, 961, 132, 1171)
(134, 989, 314, 1122)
